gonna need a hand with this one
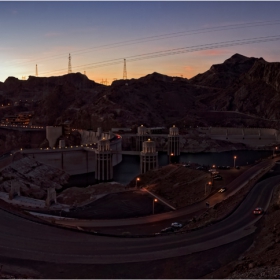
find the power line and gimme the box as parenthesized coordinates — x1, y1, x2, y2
(5, 19, 280, 68)
(37, 34, 280, 76)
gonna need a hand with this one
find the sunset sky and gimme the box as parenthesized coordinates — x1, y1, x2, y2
(1, 1, 280, 84)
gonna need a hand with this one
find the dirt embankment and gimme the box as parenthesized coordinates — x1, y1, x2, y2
(57, 182, 126, 205)
(129, 163, 251, 209)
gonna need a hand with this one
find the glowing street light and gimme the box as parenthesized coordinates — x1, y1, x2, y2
(205, 181, 212, 196)
(136, 177, 140, 188)
(273, 147, 278, 157)
(234, 156, 237, 168)
(170, 153, 174, 164)
(153, 198, 158, 214)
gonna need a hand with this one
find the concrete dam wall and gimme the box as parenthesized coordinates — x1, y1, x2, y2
(22, 138, 122, 176)
(198, 127, 280, 147)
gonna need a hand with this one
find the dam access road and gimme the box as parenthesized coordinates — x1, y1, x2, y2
(0, 159, 278, 267)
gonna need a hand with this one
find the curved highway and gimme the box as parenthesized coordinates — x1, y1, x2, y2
(0, 170, 278, 265)
(53, 159, 274, 228)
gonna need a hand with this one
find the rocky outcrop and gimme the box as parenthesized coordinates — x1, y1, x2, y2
(0, 128, 45, 154)
(189, 53, 257, 89)
(0, 156, 69, 199)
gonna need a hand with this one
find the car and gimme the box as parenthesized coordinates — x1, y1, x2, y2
(208, 169, 216, 173)
(171, 222, 183, 228)
(161, 227, 174, 233)
(253, 207, 264, 215)
(236, 166, 240, 169)
(218, 188, 226, 193)
(213, 176, 223, 180)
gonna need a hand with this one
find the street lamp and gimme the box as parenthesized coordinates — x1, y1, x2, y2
(273, 147, 278, 157)
(234, 156, 237, 168)
(170, 153, 174, 164)
(153, 198, 158, 214)
(205, 181, 212, 196)
(136, 177, 140, 188)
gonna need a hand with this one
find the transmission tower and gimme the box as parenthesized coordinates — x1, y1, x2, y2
(68, 53, 72, 74)
(36, 64, 38, 77)
(123, 59, 127, 80)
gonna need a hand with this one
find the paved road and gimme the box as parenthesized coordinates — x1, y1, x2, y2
(0, 162, 278, 265)
(54, 159, 274, 228)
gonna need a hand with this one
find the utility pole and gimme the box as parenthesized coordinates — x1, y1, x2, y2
(68, 53, 72, 74)
(123, 59, 127, 80)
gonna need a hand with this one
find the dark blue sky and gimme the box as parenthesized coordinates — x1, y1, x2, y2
(1, 2, 280, 83)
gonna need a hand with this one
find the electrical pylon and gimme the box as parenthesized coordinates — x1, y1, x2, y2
(36, 64, 38, 77)
(68, 53, 72, 74)
(123, 59, 127, 80)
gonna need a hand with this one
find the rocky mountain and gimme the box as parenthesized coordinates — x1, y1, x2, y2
(1, 54, 280, 129)
(189, 54, 280, 122)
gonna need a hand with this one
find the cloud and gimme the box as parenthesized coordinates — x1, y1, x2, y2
(44, 32, 61, 38)
(9, 58, 30, 64)
(182, 65, 197, 79)
(196, 49, 231, 57)
(183, 65, 194, 72)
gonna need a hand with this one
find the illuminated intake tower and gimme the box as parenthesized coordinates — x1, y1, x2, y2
(168, 125, 180, 163)
(140, 139, 158, 174)
(95, 138, 113, 181)
(136, 125, 149, 151)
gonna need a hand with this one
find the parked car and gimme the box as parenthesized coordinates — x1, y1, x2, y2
(196, 166, 204, 170)
(218, 188, 226, 193)
(161, 227, 174, 233)
(213, 176, 223, 180)
(253, 207, 264, 215)
(208, 169, 216, 173)
(171, 222, 183, 228)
